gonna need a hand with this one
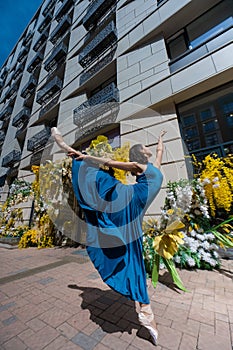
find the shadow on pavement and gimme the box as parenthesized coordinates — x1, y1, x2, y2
(67, 284, 152, 342)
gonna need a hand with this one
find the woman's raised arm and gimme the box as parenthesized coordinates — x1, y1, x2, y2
(51, 127, 81, 157)
(154, 130, 166, 169)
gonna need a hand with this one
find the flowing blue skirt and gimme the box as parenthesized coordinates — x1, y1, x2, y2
(72, 159, 163, 304)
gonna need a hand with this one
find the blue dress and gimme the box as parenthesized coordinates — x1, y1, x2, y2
(72, 160, 163, 304)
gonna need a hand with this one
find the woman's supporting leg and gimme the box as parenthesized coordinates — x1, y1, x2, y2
(138, 303, 158, 345)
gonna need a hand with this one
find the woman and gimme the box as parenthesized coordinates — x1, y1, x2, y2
(52, 127, 166, 345)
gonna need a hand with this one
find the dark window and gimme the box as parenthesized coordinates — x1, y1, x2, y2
(167, 0, 233, 60)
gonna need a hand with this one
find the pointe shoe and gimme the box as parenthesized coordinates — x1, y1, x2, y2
(138, 305, 158, 345)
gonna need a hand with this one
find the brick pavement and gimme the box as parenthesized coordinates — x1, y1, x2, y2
(0, 245, 232, 350)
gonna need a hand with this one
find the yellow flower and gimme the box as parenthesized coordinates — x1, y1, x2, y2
(153, 220, 185, 259)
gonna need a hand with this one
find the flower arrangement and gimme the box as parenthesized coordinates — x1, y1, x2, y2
(192, 153, 233, 217)
(0, 179, 32, 239)
(143, 153, 233, 283)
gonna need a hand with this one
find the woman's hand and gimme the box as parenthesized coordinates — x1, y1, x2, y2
(67, 151, 87, 160)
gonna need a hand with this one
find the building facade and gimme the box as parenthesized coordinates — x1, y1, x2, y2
(0, 0, 232, 217)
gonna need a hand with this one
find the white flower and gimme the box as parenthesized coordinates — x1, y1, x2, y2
(190, 230, 197, 237)
(202, 178, 211, 184)
(187, 257, 196, 267)
(213, 251, 219, 258)
(213, 184, 220, 188)
(212, 177, 219, 182)
(201, 241, 210, 250)
(174, 255, 181, 264)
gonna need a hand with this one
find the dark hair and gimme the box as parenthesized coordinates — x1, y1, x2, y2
(129, 144, 148, 164)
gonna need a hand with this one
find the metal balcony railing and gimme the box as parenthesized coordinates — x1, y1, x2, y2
(27, 52, 43, 73)
(4, 84, 18, 100)
(27, 127, 51, 152)
(38, 95, 59, 119)
(12, 108, 31, 128)
(73, 82, 119, 127)
(0, 106, 13, 121)
(55, 0, 74, 22)
(2, 150, 21, 167)
(44, 42, 68, 72)
(0, 130, 5, 143)
(50, 14, 71, 44)
(33, 29, 49, 52)
(21, 76, 37, 99)
(79, 21, 117, 68)
(0, 66, 8, 80)
(80, 49, 115, 85)
(42, 0, 56, 17)
(83, 0, 116, 30)
(14, 64, 24, 81)
(38, 12, 53, 33)
(17, 46, 29, 63)
(36, 76, 62, 105)
(22, 31, 33, 46)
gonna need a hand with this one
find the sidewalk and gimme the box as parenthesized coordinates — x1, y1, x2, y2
(0, 245, 232, 350)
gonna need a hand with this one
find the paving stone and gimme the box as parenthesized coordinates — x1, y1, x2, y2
(179, 333, 197, 350)
(2, 336, 27, 350)
(71, 331, 99, 350)
(198, 330, 231, 350)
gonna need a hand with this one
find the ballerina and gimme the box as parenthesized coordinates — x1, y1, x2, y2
(52, 127, 166, 345)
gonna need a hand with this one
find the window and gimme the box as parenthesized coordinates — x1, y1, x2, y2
(182, 114, 196, 127)
(167, 32, 188, 59)
(200, 107, 215, 121)
(205, 133, 219, 146)
(203, 120, 218, 133)
(187, 139, 200, 151)
(187, 0, 232, 49)
(167, 0, 233, 60)
(185, 126, 198, 138)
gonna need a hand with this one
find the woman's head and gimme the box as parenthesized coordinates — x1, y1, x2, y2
(129, 144, 152, 164)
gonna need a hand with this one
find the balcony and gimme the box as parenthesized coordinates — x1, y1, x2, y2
(36, 76, 62, 105)
(12, 108, 31, 128)
(33, 29, 49, 52)
(44, 42, 67, 72)
(55, 0, 74, 22)
(0, 106, 13, 121)
(17, 46, 29, 63)
(42, 0, 56, 17)
(50, 14, 71, 44)
(0, 130, 5, 144)
(21, 76, 37, 99)
(73, 82, 119, 127)
(80, 49, 115, 85)
(38, 12, 53, 33)
(79, 21, 117, 68)
(4, 84, 18, 100)
(22, 31, 33, 46)
(82, 0, 116, 30)
(0, 67, 8, 80)
(27, 52, 43, 73)
(2, 150, 21, 167)
(14, 64, 24, 81)
(38, 95, 59, 120)
(15, 124, 27, 139)
(27, 127, 51, 152)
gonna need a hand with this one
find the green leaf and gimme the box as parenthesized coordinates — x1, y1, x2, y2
(212, 229, 233, 248)
(151, 254, 160, 288)
(162, 258, 189, 292)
